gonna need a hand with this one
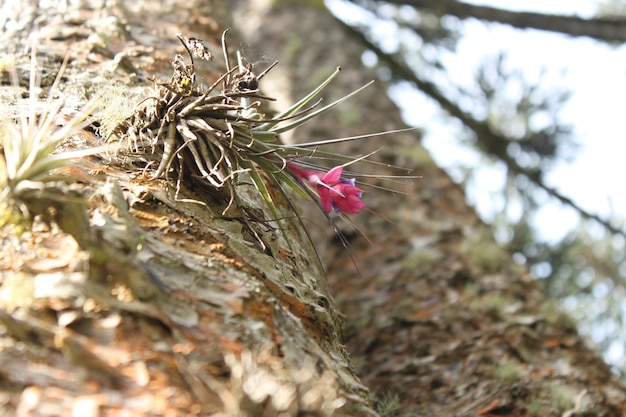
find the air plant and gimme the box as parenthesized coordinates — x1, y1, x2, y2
(0, 47, 105, 227)
(111, 32, 415, 249)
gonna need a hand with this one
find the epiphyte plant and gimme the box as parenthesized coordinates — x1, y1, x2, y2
(0, 45, 105, 225)
(111, 32, 415, 249)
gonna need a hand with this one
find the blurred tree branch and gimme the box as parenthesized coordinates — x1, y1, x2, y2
(349, 0, 626, 42)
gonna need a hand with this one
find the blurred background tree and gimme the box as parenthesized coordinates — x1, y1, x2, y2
(322, 0, 626, 373)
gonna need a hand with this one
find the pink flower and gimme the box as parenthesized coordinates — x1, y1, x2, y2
(287, 163, 366, 215)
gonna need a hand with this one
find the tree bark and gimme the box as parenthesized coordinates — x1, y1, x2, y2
(1, 1, 626, 417)
(0, 1, 375, 416)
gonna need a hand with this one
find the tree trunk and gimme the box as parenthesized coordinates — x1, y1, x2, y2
(234, 2, 626, 416)
(1, 1, 625, 417)
(0, 1, 374, 416)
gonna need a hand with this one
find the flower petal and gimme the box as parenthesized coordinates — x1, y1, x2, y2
(286, 162, 307, 179)
(287, 163, 365, 215)
(329, 183, 365, 214)
(322, 166, 343, 184)
(318, 187, 333, 213)
(333, 196, 365, 214)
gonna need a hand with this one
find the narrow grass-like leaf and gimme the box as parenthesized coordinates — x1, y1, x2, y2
(254, 158, 311, 202)
(252, 67, 342, 133)
(264, 81, 375, 135)
(280, 127, 418, 148)
(237, 158, 293, 248)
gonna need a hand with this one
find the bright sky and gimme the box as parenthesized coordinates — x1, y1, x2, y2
(418, 1, 626, 243)
(329, 0, 626, 243)
(423, 0, 626, 363)
(326, 0, 626, 365)
(447, 0, 626, 364)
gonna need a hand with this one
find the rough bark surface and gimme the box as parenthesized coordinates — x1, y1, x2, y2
(1, 1, 626, 417)
(0, 1, 374, 416)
